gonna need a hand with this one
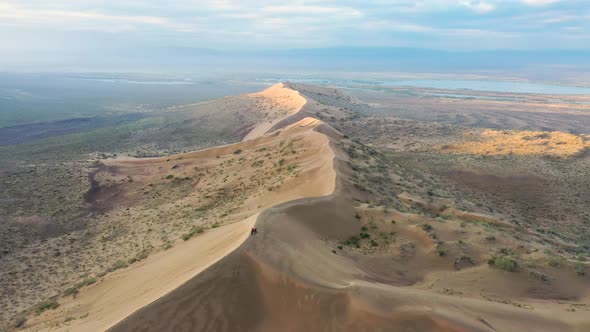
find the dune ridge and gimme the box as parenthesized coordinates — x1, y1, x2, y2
(23, 84, 340, 332)
(110, 84, 590, 332)
(21, 83, 590, 332)
(242, 83, 308, 141)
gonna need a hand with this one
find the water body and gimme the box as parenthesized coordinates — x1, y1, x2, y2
(423, 92, 523, 101)
(72, 78, 196, 85)
(378, 79, 590, 95)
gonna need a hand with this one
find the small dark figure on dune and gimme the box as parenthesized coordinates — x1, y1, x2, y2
(250, 227, 258, 235)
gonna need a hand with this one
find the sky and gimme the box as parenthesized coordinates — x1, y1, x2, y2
(0, 0, 588, 71)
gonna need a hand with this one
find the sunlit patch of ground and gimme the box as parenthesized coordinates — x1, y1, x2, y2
(442, 129, 588, 157)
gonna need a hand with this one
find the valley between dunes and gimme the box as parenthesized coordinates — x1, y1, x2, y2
(18, 83, 590, 332)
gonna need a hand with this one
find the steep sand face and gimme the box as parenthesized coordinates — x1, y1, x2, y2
(242, 83, 307, 141)
(29, 215, 257, 332)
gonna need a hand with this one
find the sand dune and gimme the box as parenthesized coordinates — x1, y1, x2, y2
(111, 122, 589, 332)
(242, 83, 307, 141)
(109, 84, 590, 332)
(23, 93, 339, 331)
(21, 83, 590, 332)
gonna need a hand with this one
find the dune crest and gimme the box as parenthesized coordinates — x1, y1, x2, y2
(23, 92, 339, 331)
(242, 83, 307, 141)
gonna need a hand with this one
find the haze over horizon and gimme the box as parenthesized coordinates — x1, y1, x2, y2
(1, 0, 589, 72)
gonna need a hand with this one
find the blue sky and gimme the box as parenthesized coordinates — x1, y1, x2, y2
(0, 0, 588, 70)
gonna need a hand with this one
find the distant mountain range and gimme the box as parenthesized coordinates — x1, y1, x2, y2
(4, 47, 590, 74)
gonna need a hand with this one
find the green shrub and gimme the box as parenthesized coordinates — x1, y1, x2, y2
(165, 174, 174, 179)
(135, 251, 149, 261)
(420, 224, 433, 232)
(529, 271, 549, 282)
(14, 315, 26, 328)
(34, 299, 59, 315)
(489, 256, 519, 272)
(347, 236, 360, 246)
(63, 276, 97, 297)
(547, 255, 564, 267)
(110, 260, 129, 271)
(370, 240, 378, 247)
(64, 287, 79, 297)
(181, 226, 206, 241)
(82, 277, 97, 286)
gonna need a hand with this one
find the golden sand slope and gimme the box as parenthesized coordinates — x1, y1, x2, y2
(242, 83, 307, 141)
(26, 215, 257, 332)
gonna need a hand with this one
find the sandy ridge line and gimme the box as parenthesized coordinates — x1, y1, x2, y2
(24, 215, 258, 332)
(105, 120, 340, 332)
(26, 86, 338, 332)
(107, 118, 337, 332)
(242, 83, 308, 141)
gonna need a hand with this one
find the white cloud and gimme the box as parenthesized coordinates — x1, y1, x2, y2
(460, 1, 496, 13)
(562, 26, 581, 31)
(0, 0, 587, 52)
(0, 3, 171, 31)
(260, 5, 362, 16)
(360, 20, 434, 32)
(521, 0, 562, 6)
